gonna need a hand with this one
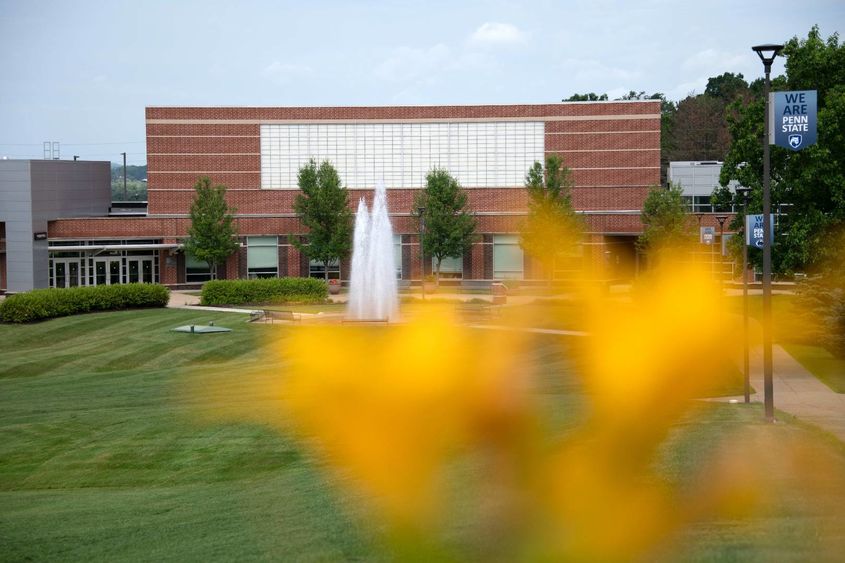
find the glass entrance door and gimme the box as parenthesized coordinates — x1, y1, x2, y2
(94, 259, 122, 285)
(68, 262, 80, 287)
(127, 258, 154, 283)
(109, 260, 122, 285)
(54, 262, 66, 288)
(52, 260, 82, 288)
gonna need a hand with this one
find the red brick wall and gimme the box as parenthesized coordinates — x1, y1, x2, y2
(145, 102, 661, 223)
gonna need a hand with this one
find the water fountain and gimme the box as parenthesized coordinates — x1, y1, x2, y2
(347, 180, 399, 322)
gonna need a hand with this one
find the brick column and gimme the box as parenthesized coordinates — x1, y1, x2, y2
(160, 252, 178, 285)
(288, 246, 300, 277)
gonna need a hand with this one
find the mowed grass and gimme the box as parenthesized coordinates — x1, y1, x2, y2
(0, 309, 373, 561)
(782, 343, 845, 393)
(0, 308, 843, 561)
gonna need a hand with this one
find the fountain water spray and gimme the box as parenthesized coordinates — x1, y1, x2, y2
(347, 180, 399, 321)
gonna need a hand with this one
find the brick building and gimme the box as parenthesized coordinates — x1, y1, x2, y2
(31, 101, 663, 290)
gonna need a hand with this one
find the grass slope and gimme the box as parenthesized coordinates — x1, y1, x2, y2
(1, 308, 843, 560)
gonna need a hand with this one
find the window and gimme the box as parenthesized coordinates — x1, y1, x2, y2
(186, 253, 213, 283)
(309, 259, 340, 280)
(493, 235, 524, 280)
(247, 236, 278, 278)
(260, 121, 544, 189)
(433, 254, 463, 279)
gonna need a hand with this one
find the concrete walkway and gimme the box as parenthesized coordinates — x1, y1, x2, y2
(722, 345, 845, 442)
(168, 290, 201, 308)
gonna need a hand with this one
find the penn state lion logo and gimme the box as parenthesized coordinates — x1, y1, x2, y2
(788, 134, 803, 149)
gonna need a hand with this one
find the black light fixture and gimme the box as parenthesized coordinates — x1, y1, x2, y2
(751, 42, 783, 423)
(752, 44, 784, 71)
(417, 206, 426, 300)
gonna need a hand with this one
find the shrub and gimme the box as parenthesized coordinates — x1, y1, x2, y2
(795, 275, 845, 357)
(200, 277, 328, 306)
(0, 284, 170, 323)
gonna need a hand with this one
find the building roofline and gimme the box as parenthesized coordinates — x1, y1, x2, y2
(145, 100, 660, 110)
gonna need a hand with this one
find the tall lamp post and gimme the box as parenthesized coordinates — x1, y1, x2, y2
(752, 43, 783, 422)
(695, 213, 705, 266)
(714, 214, 728, 283)
(417, 206, 426, 300)
(121, 151, 128, 201)
(735, 186, 752, 403)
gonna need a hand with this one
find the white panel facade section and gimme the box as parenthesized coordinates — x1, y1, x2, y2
(260, 121, 544, 189)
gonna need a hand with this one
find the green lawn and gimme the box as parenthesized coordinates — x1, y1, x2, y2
(1, 309, 843, 560)
(782, 343, 845, 393)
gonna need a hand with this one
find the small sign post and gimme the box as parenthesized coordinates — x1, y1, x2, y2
(700, 226, 715, 245)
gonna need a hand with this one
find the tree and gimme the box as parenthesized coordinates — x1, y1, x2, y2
(704, 72, 749, 103)
(292, 159, 353, 280)
(666, 94, 733, 162)
(519, 155, 582, 282)
(563, 93, 608, 102)
(710, 185, 734, 212)
(720, 26, 845, 273)
(184, 176, 239, 279)
(638, 183, 691, 256)
(413, 168, 476, 283)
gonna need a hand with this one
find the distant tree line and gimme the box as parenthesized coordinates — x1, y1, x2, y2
(565, 25, 845, 277)
(111, 163, 147, 201)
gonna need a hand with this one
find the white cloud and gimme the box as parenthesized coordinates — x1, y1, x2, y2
(469, 22, 526, 46)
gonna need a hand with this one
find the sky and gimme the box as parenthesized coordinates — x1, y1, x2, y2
(0, 0, 842, 165)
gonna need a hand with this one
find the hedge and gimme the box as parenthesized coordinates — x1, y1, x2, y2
(201, 277, 328, 306)
(0, 284, 170, 323)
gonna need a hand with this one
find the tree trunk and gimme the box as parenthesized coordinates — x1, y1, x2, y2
(324, 262, 328, 281)
(435, 257, 442, 285)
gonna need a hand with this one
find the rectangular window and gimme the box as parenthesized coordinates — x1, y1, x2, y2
(309, 259, 340, 280)
(247, 236, 279, 278)
(186, 253, 213, 283)
(493, 234, 524, 280)
(433, 254, 463, 279)
(260, 121, 544, 189)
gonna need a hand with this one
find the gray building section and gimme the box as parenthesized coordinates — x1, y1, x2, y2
(0, 160, 111, 292)
(668, 161, 740, 213)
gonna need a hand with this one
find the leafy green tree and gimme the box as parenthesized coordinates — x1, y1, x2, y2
(563, 93, 608, 101)
(705, 72, 750, 103)
(292, 159, 353, 280)
(710, 185, 735, 212)
(413, 168, 476, 282)
(519, 155, 582, 282)
(638, 183, 691, 256)
(720, 26, 845, 273)
(184, 176, 239, 279)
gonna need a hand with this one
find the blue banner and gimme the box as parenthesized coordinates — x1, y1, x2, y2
(770, 90, 817, 150)
(745, 214, 775, 248)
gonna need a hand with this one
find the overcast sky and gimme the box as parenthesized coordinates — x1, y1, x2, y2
(0, 0, 841, 165)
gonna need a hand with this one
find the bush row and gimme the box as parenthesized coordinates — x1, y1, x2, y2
(200, 277, 328, 306)
(0, 284, 170, 323)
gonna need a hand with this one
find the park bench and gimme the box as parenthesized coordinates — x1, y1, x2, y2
(257, 309, 300, 324)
